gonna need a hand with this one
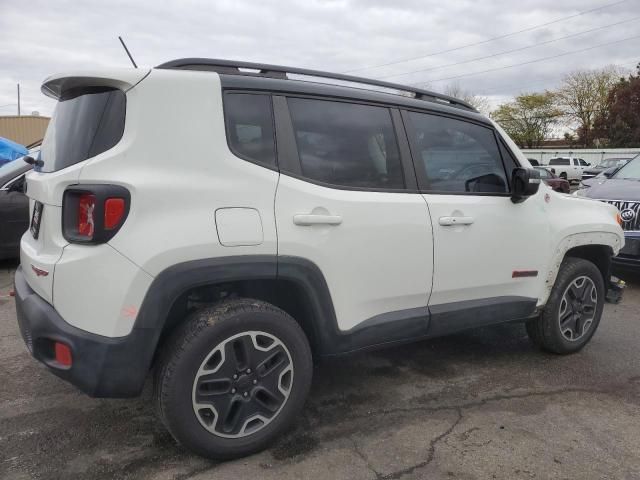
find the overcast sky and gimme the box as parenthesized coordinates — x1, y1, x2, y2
(0, 0, 638, 118)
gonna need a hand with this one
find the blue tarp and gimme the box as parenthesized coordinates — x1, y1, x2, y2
(0, 136, 28, 162)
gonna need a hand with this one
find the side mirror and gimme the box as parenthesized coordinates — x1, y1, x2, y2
(603, 168, 615, 178)
(511, 168, 540, 204)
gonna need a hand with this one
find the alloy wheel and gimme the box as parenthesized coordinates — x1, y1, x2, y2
(191, 331, 294, 438)
(558, 276, 598, 342)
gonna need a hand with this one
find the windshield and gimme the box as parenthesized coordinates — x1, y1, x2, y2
(599, 158, 629, 168)
(40, 87, 126, 172)
(612, 154, 640, 180)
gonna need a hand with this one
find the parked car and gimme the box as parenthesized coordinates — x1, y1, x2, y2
(576, 153, 640, 269)
(580, 166, 618, 188)
(14, 59, 624, 460)
(527, 158, 540, 166)
(533, 166, 570, 193)
(547, 157, 590, 183)
(581, 157, 631, 181)
(0, 152, 36, 259)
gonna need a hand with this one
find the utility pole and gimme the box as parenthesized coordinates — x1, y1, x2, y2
(17, 83, 21, 116)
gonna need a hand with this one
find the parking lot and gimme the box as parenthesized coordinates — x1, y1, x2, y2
(1, 260, 639, 480)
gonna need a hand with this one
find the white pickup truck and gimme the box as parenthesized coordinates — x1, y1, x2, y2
(547, 157, 591, 183)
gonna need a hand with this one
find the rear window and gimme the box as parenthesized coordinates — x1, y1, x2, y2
(40, 87, 126, 172)
(549, 158, 570, 166)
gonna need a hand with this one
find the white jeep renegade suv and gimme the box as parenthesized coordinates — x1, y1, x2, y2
(15, 59, 625, 459)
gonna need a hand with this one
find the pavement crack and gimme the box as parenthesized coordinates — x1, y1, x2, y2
(350, 437, 383, 479)
(344, 385, 618, 423)
(380, 407, 463, 480)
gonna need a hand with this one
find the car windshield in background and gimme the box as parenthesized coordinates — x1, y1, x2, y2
(599, 158, 629, 168)
(612, 154, 640, 180)
(534, 167, 551, 179)
(40, 87, 125, 173)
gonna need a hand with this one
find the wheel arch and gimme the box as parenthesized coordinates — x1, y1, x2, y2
(133, 256, 338, 369)
(540, 232, 618, 305)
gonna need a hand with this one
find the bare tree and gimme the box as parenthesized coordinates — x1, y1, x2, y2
(554, 67, 620, 147)
(443, 82, 491, 115)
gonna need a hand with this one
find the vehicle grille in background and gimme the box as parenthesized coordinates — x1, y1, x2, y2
(599, 200, 640, 232)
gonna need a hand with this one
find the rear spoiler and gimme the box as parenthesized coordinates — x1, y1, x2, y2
(41, 68, 151, 99)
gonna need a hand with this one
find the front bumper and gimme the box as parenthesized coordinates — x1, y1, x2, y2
(14, 266, 155, 398)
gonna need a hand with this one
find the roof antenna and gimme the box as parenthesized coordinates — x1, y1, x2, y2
(118, 36, 138, 68)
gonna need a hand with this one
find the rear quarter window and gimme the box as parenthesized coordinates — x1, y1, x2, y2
(40, 87, 126, 172)
(223, 93, 276, 168)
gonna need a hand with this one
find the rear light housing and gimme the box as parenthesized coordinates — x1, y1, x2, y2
(62, 185, 130, 244)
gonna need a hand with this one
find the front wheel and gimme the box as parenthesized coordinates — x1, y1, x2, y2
(526, 257, 605, 354)
(154, 299, 313, 459)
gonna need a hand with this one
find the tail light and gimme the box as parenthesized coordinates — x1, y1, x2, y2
(62, 185, 130, 244)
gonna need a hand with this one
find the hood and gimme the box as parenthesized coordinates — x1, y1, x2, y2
(583, 166, 604, 175)
(583, 178, 640, 201)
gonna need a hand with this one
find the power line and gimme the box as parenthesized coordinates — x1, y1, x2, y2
(342, 0, 630, 74)
(422, 34, 640, 83)
(477, 60, 639, 95)
(379, 16, 640, 80)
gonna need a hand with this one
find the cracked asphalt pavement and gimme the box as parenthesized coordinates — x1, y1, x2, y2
(1, 259, 640, 479)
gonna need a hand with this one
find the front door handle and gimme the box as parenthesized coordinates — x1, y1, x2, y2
(439, 216, 474, 226)
(293, 214, 343, 226)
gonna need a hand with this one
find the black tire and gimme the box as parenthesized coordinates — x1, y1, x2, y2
(526, 257, 605, 354)
(559, 172, 567, 180)
(154, 298, 313, 460)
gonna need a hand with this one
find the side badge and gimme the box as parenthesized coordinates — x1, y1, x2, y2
(544, 193, 551, 203)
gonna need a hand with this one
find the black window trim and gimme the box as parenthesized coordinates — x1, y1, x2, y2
(401, 109, 518, 197)
(222, 90, 279, 172)
(275, 93, 419, 193)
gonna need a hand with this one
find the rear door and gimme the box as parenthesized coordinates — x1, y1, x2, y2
(274, 96, 434, 334)
(402, 110, 548, 332)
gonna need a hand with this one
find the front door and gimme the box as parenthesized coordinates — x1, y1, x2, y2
(402, 110, 548, 331)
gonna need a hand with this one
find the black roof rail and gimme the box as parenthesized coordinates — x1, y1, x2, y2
(156, 58, 477, 112)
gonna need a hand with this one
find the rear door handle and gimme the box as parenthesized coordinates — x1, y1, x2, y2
(293, 214, 343, 226)
(439, 216, 474, 226)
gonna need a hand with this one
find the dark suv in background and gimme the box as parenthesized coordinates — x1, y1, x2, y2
(577, 153, 640, 270)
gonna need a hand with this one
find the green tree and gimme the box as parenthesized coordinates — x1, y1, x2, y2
(593, 64, 640, 147)
(554, 67, 619, 147)
(491, 92, 559, 148)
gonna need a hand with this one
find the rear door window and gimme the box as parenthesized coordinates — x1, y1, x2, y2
(549, 158, 570, 166)
(40, 88, 126, 172)
(287, 98, 404, 190)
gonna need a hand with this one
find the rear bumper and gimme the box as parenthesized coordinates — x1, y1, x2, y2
(14, 265, 156, 398)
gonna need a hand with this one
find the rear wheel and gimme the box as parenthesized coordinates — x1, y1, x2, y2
(155, 298, 313, 459)
(526, 258, 604, 354)
(559, 172, 568, 180)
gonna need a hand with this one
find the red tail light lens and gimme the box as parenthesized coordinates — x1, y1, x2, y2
(104, 198, 126, 230)
(62, 185, 130, 244)
(78, 193, 96, 238)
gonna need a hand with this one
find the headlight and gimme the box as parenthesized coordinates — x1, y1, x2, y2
(574, 187, 589, 197)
